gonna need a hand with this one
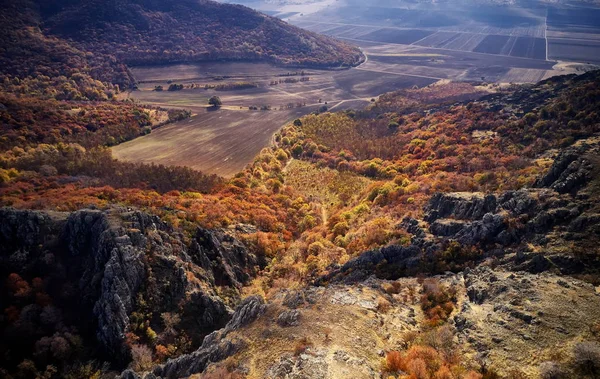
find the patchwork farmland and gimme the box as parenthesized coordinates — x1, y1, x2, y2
(546, 7, 600, 64)
(291, 1, 600, 82)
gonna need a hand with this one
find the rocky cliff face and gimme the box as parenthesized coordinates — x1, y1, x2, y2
(120, 295, 267, 379)
(0, 206, 259, 369)
(190, 226, 260, 290)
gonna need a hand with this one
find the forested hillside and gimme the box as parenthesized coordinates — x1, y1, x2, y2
(0, 0, 363, 100)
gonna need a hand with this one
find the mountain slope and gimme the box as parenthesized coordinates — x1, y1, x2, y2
(2, 71, 600, 378)
(43, 0, 364, 68)
(0, 0, 363, 98)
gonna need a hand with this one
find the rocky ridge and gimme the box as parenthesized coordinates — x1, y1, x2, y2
(120, 295, 266, 379)
(319, 138, 600, 284)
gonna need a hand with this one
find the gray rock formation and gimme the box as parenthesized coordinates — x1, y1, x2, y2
(535, 142, 596, 194)
(0, 206, 258, 366)
(425, 192, 497, 222)
(190, 227, 259, 289)
(121, 296, 266, 379)
(317, 245, 421, 283)
(277, 309, 301, 327)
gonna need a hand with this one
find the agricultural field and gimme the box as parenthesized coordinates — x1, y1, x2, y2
(112, 107, 304, 178)
(547, 6, 600, 64)
(113, 61, 438, 176)
(292, 1, 600, 68)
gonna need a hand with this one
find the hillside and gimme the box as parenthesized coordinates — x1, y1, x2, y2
(42, 0, 364, 68)
(3, 0, 600, 377)
(0, 0, 363, 99)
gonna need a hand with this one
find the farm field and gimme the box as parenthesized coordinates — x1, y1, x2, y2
(348, 40, 556, 82)
(114, 61, 438, 176)
(292, 1, 600, 66)
(112, 107, 305, 178)
(546, 6, 600, 64)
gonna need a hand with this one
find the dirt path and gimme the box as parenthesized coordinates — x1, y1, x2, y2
(321, 205, 328, 226)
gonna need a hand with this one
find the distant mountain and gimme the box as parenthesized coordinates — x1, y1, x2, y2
(0, 0, 363, 96)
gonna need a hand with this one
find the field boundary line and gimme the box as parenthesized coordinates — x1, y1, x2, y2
(304, 20, 544, 38)
(338, 36, 557, 63)
(411, 31, 438, 46)
(354, 66, 443, 80)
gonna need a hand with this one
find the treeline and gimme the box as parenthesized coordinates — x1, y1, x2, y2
(1, 144, 222, 194)
(205, 82, 259, 91)
(269, 77, 310, 86)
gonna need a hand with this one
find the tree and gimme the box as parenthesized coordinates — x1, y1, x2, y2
(130, 344, 153, 371)
(167, 84, 183, 91)
(208, 96, 222, 108)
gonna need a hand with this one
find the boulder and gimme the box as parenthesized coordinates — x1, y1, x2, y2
(277, 309, 301, 327)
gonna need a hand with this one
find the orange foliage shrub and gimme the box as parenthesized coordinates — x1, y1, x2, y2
(420, 279, 457, 326)
(386, 350, 405, 372)
(434, 365, 454, 379)
(293, 337, 312, 356)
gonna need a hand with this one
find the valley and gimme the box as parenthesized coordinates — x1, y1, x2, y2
(113, 0, 600, 176)
(115, 61, 437, 176)
(2, 0, 600, 378)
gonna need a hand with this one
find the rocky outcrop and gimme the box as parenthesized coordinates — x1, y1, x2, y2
(1, 207, 145, 362)
(189, 227, 259, 289)
(267, 350, 329, 379)
(277, 309, 301, 327)
(425, 187, 589, 248)
(317, 245, 422, 284)
(429, 219, 466, 237)
(60, 209, 146, 361)
(535, 142, 597, 194)
(425, 192, 497, 223)
(0, 206, 258, 367)
(121, 296, 266, 379)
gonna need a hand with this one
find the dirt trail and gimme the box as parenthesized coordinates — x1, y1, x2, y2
(321, 205, 328, 226)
